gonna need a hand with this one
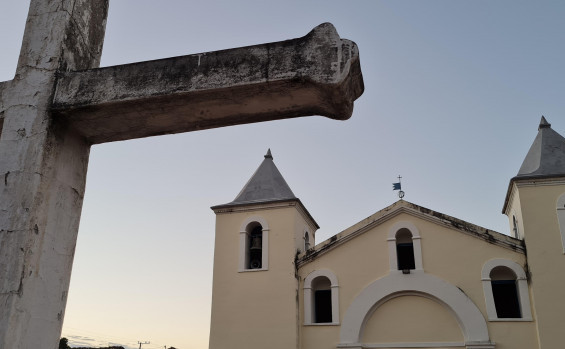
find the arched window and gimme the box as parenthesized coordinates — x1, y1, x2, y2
(396, 228, 415, 270)
(387, 221, 423, 272)
(247, 224, 263, 269)
(490, 266, 520, 318)
(481, 259, 532, 321)
(238, 216, 269, 272)
(304, 270, 339, 325)
(557, 193, 565, 253)
(312, 276, 332, 323)
(304, 232, 311, 251)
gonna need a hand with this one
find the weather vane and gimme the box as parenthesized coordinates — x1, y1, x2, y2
(392, 175, 405, 199)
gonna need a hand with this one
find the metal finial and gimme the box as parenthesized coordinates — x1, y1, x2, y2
(265, 148, 273, 159)
(539, 116, 551, 130)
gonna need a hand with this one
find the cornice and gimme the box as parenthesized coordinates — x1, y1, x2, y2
(502, 175, 565, 214)
(212, 198, 319, 230)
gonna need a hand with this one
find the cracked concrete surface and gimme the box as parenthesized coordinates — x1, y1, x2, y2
(0, 1, 363, 348)
(0, 1, 107, 348)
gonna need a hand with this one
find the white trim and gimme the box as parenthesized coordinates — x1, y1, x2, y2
(304, 269, 340, 325)
(515, 178, 565, 188)
(238, 216, 269, 272)
(339, 272, 493, 348)
(387, 221, 420, 239)
(338, 342, 465, 348)
(213, 199, 319, 231)
(481, 259, 532, 321)
(387, 221, 423, 271)
(238, 230, 248, 272)
(239, 215, 269, 231)
(338, 343, 493, 349)
(557, 193, 565, 254)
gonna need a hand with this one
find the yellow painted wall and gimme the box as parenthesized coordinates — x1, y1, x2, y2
(507, 189, 525, 239)
(512, 182, 565, 348)
(209, 202, 316, 349)
(298, 211, 538, 349)
(362, 295, 463, 343)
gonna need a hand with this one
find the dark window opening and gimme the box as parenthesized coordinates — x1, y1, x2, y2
(395, 228, 415, 271)
(247, 225, 262, 269)
(314, 290, 332, 323)
(312, 276, 332, 323)
(397, 243, 415, 270)
(492, 280, 521, 318)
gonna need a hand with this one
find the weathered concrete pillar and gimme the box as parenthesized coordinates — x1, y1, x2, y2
(0, 1, 108, 347)
(1, 2, 364, 348)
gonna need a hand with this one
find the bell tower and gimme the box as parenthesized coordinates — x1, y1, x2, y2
(209, 150, 319, 349)
(502, 116, 565, 348)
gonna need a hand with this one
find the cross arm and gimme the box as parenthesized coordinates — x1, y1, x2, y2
(51, 23, 364, 144)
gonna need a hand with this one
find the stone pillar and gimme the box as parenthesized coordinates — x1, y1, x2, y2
(0, 1, 108, 347)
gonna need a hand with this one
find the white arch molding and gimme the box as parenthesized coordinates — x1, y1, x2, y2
(304, 269, 340, 325)
(338, 272, 494, 349)
(387, 221, 423, 271)
(238, 215, 270, 272)
(481, 259, 532, 321)
(557, 193, 565, 253)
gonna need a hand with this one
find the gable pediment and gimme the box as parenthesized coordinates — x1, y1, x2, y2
(298, 200, 524, 267)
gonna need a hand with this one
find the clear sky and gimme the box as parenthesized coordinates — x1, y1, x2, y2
(1, 1, 564, 348)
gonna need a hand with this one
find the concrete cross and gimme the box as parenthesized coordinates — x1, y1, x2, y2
(0, 1, 363, 348)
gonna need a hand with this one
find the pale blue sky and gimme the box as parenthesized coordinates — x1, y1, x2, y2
(1, 1, 564, 348)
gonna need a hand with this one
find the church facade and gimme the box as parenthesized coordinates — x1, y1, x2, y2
(208, 117, 565, 349)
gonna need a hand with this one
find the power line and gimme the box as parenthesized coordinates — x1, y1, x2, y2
(62, 326, 174, 349)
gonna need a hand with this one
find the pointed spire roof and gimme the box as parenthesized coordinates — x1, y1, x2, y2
(516, 116, 565, 178)
(227, 149, 296, 206)
(503, 116, 565, 213)
(211, 150, 318, 228)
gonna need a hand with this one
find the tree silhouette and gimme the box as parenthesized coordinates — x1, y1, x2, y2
(59, 338, 70, 349)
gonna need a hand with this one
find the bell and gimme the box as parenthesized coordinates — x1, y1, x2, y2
(250, 258, 262, 269)
(250, 235, 262, 250)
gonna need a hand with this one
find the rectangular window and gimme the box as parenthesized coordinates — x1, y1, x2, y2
(492, 280, 521, 318)
(397, 243, 415, 270)
(314, 290, 332, 323)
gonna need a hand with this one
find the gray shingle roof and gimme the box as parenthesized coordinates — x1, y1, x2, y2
(517, 116, 565, 178)
(228, 149, 296, 205)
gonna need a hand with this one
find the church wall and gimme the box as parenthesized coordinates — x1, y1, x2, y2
(299, 216, 391, 349)
(361, 295, 463, 343)
(298, 212, 538, 349)
(209, 205, 303, 349)
(414, 215, 538, 349)
(506, 188, 525, 239)
(293, 208, 318, 254)
(517, 182, 565, 348)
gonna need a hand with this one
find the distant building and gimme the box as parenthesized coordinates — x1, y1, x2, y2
(208, 117, 565, 349)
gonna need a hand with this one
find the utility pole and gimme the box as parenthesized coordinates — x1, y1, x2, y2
(138, 341, 150, 349)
